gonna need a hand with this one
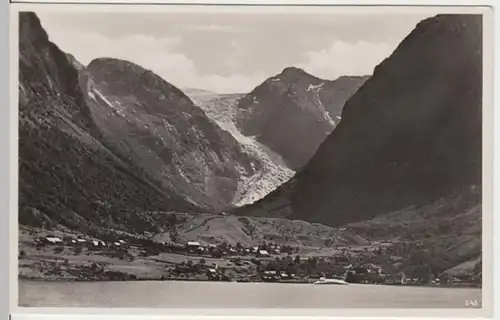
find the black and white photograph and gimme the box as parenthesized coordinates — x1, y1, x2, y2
(12, 3, 492, 312)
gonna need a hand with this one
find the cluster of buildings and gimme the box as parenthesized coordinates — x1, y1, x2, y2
(184, 241, 292, 258)
(38, 234, 129, 249)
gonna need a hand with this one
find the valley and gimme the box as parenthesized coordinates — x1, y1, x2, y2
(17, 12, 483, 289)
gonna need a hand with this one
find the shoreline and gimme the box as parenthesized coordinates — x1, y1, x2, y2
(18, 277, 481, 289)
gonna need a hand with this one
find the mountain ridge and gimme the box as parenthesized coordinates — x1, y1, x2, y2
(234, 67, 369, 169)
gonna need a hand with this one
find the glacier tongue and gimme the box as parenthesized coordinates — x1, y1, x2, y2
(192, 93, 295, 206)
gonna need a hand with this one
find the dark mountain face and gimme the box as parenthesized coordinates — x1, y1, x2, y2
(236, 14, 482, 228)
(234, 67, 368, 169)
(80, 58, 258, 210)
(18, 12, 198, 232)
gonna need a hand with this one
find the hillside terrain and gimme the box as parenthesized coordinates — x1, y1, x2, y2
(347, 186, 481, 279)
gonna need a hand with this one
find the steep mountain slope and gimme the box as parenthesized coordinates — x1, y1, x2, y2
(235, 68, 368, 169)
(235, 14, 482, 229)
(291, 14, 482, 226)
(18, 12, 198, 232)
(188, 92, 295, 206)
(78, 58, 259, 210)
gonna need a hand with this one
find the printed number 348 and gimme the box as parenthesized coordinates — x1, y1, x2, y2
(465, 300, 480, 307)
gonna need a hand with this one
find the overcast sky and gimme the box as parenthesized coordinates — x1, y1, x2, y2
(35, 11, 434, 93)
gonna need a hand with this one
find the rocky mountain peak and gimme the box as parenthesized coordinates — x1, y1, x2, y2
(235, 67, 368, 169)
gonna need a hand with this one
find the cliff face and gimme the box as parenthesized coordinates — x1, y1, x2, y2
(235, 68, 368, 169)
(80, 58, 258, 210)
(18, 12, 198, 232)
(235, 14, 482, 228)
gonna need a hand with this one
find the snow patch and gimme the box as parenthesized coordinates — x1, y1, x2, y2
(306, 82, 324, 92)
(310, 87, 335, 126)
(91, 88, 127, 117)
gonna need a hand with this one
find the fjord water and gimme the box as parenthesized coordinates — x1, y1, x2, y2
(19, 280, 481, 308)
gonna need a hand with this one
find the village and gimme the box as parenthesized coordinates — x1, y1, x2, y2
(18, 227, 477, 287)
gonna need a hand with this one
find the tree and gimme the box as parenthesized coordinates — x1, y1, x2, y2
(199, 258, 206, 265)
(294, 255, 301, 265)
(170, 228, 179, 242)
(166, 213, 178, 226)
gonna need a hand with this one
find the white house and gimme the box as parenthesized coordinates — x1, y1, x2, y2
(258, 250, 270, 257)
(45, 236, 63, 244)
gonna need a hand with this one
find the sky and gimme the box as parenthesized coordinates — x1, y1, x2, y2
(35, 11, 434, 93)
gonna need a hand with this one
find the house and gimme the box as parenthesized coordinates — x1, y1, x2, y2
(44, 236, 63, 245)
(262, 270, 279, 282)
(257, 250, 270, 257)
(187, 241, 201, 247)
(92, 240, 105, 248)
(186, 241, 201, 253)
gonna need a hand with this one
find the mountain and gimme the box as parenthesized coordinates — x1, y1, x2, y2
(78, 58, 260, 211)
(234, 68, 368, 169)
(18, 12, 198, 233)
(188, 92, 295, 206)
(235, 14, 482, 229)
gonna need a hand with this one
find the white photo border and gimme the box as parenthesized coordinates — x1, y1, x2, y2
(4, 1, 498, 319)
